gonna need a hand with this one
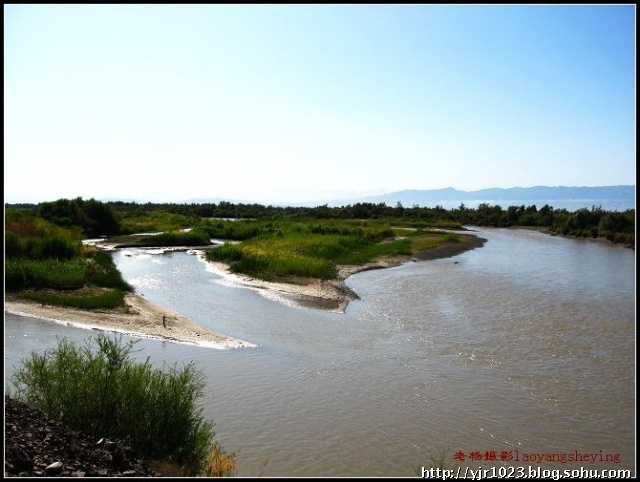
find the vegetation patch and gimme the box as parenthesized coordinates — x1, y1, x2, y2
(205, 220, 453, 281)
(5, 210, 133, 308)
(8, 334, 235, 476)
(5, 258, 87, 292)
(125, 230, 212, 248)
(18, 287, 126, 310)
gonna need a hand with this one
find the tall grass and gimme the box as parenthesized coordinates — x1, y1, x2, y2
(197, 218, 398, 243)
(19, 288, 126, 310)
(5, 258, 87, 291)
(6, 244, 132, 309)
(5, 232, 80, 260)
(178, 219, 456, 282)
(207, 230, 413, 280)
(84, 249, 134, 291)
(133, 230, 211, 247)
(117, 209, 198, 234)
(8, 334, 232, 476)
(196, 219, 272, 241)
(209, 238, 336, 280)
(407, 231, 459, 252)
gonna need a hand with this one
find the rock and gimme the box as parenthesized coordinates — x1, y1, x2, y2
(6, 444, 33, 472)
(4, 395, 160, 477)
(45, 461, 63, 475)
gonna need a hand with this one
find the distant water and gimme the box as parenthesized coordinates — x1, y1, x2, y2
(4, 227, 635, 477)
(425, 199, 635, 211)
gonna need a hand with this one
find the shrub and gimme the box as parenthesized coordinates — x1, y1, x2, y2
(84, 250, 134, 291)
(8, 334, 232, 476)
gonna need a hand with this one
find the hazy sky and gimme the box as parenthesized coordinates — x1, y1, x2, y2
(4, 5, 636, 204)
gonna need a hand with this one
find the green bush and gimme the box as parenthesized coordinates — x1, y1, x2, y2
(84, 250, 134, 291)
(8, 334, 226, 475)
(4, 232, 80, 260)
(196, 220, 266, 241)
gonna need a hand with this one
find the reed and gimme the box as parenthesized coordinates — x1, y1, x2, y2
(5, 258, 86, 291)
(5, 241, 132, 309)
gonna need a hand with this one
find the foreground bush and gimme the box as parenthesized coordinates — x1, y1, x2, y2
(8, 334, 235, 476)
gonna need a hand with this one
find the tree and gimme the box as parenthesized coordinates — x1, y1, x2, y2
(38, 197, 121, 238)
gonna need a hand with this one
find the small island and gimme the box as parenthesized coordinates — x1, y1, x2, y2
(201, 230, 486, 312)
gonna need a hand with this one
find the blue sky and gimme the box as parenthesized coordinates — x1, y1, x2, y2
(4, 5, 636, 204)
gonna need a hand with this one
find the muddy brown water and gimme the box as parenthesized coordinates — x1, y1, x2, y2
(4, 227, 635, 477)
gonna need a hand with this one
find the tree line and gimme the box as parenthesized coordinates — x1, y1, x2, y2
(5, 197, 635, 246)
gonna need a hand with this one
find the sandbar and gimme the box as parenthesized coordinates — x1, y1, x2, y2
(4, 291, 256, 349)
(201, 232, 486, 313)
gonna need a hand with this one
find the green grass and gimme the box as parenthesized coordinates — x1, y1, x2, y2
(5, 245, 133, 309)
(83, 250, 134, 291)
(117, 210, 198, 234)
(132, 230, 211, 247)
(5, 258, 87, 291)
(208, 232, 413, 280)
(108, 230, 213, 248)
(205, 220, 455, 281)
(19, 288, 126, 310)
(195, 219, 273, 241)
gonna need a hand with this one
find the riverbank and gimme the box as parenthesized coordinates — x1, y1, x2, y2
(5, 233, 485, 345)
(202, 232, 486, 313)
(4, 291, 256, 349)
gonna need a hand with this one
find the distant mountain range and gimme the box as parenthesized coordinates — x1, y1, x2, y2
(6, 186, 634, 211)
(328, 185, 636, 207)
(181, 185, 636, 211)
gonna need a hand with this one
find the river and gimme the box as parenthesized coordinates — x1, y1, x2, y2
(4, 227, 635, 477)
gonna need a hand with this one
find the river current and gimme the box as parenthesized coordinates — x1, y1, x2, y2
(4, 227, 635, 476)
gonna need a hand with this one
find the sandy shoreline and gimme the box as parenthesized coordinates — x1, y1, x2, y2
(5, 232, 485, 347)
(5, 291, 256, 349)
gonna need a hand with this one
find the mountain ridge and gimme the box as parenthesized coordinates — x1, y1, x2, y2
(183, 185, 635, 206)
(318, 185, 636, 209)
(6, 185, 635, 210)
